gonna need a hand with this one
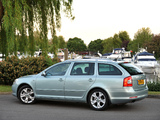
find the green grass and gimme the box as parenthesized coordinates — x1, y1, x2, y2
(0, 85, 160, 95)
(0, 85, 12, 93)
(148, 91, 160, 95)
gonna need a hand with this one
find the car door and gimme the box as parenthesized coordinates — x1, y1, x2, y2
(35, 62, 71, 99)
(97, 63, 124, 90)
(65, 62, 96, 100)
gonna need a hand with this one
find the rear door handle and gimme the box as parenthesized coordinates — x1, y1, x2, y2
(88, 78, 93, 82)
(59, 78, 63, 82)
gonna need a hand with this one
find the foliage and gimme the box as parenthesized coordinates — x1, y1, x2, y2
(88, 39, 103, 54)
(113, 34, 122, 48)
(58, 36, 67, 49)
(102, 37, 113, 54)
(0, 56, 59, 85)
(128, 27, 153, 53)
(67, 37, 87, 52)
(0, 0, 74, 58)
(118, 31, 131, 50)
(147, 82, 160, 91)
(119, 31, 131, 42)
(143, 34, 160, 58)
(102, 34, 122, 54)
(48, 35, 66, 58)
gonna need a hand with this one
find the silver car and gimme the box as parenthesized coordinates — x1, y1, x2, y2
(12, 59, 148, 110)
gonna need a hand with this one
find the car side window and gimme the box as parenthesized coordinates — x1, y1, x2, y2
(46, 63, 71, 76)
(98, 63, 122, 75)
(70, 63, 94, 75)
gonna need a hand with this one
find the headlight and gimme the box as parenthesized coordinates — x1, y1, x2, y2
(13, 79, 18, 84)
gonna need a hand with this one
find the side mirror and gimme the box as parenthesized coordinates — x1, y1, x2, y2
(41, 71, 46, 77)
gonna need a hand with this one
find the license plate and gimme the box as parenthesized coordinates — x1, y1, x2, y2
(138, 79, 144, 85)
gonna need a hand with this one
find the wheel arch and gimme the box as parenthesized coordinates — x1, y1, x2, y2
(86, 87, 111, 104)
(17, 83, 32, 97)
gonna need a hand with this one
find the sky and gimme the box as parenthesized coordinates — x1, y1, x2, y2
(55, 0, 160, 45)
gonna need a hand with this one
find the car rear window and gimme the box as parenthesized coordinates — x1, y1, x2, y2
(98, 63, 122, 75)
(119, 63, 143, 75)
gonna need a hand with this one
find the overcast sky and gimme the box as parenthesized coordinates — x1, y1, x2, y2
(55, 0, 160, 45)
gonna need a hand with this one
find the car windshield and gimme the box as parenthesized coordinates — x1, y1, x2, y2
(119, 63, 143, 75)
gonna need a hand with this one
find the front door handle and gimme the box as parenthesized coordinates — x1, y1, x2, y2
(88, 78, 93, 82)
(59, 78, 63, 82)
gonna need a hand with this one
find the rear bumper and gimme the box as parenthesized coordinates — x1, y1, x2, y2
(109, 88, 148, 104)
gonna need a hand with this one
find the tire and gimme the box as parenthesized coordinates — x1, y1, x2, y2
(18, 85, 36, 104)
(88, 89, 109, 111)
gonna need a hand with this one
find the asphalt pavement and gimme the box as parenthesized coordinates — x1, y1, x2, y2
(0, 94, 160, 120)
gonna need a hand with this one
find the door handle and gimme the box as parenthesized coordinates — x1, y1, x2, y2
(59, 78, 63, 82)
(88, 78, 93, 82)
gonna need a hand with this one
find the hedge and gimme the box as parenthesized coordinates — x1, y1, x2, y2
(0, 56, 59, 85)
(147, 82, 160, 91)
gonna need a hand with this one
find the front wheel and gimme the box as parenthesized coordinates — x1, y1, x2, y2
(18, 85, 36, 104)
(88, 89, 109, 111)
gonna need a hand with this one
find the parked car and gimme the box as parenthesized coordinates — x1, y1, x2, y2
(12, 59, 148, 110)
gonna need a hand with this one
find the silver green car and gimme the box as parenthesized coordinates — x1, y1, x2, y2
(12, 59, 148, 110)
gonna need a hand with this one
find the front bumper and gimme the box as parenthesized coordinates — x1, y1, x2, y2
(12, 84, 18, 97)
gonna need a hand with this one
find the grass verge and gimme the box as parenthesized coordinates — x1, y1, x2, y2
(148, 91, 160, 95)
(0, 85, 12, 93)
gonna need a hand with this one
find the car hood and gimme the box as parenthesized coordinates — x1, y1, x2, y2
(19, 74, 37, 79)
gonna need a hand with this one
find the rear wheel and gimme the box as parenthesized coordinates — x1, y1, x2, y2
(88, 89, 109, 111)
(18, 85, 36, 104)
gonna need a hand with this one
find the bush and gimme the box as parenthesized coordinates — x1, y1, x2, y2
(147, 82, 160, 91)
(0, 56, 59, 85)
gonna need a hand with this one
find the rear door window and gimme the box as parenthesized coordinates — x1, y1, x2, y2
(98, 63, 122, 75)
(70, 63, 95, 75)
(119, 63, 143, 75)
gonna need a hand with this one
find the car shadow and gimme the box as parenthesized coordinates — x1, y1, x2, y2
(36, 100, 90, 110)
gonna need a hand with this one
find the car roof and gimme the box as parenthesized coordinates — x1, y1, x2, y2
(64, 58, 117, 63)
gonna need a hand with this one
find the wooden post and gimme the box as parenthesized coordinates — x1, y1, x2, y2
(64, 48, 68, 60)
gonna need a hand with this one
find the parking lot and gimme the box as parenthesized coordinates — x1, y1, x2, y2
(0, 94, 160, 120)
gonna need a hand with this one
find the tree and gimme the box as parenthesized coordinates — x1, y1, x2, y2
(48, 36, 66, 57)
(119, 31, 130, 42)
(88, 39, 103, 54)
(34, 31, 42, 51)
(58, 36, 66, 49)
(102, 34, 122, 54)
(134, 27, 152, 48)
(127, 40, 138, 54)
(144, 34, 160, 58)
(128, 27, 153, 53)
(118, 31, 131, 50)
(113, 34, 122, 48)
(102, 37, 114, 54)
(67, 37, 87, 52)
(0, 0, 74, 58)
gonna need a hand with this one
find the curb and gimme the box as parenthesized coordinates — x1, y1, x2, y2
(0, 92, 12, 95)
(147, 95, 160, 99)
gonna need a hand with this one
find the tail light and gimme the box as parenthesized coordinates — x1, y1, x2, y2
(123, 76, 132, 87)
